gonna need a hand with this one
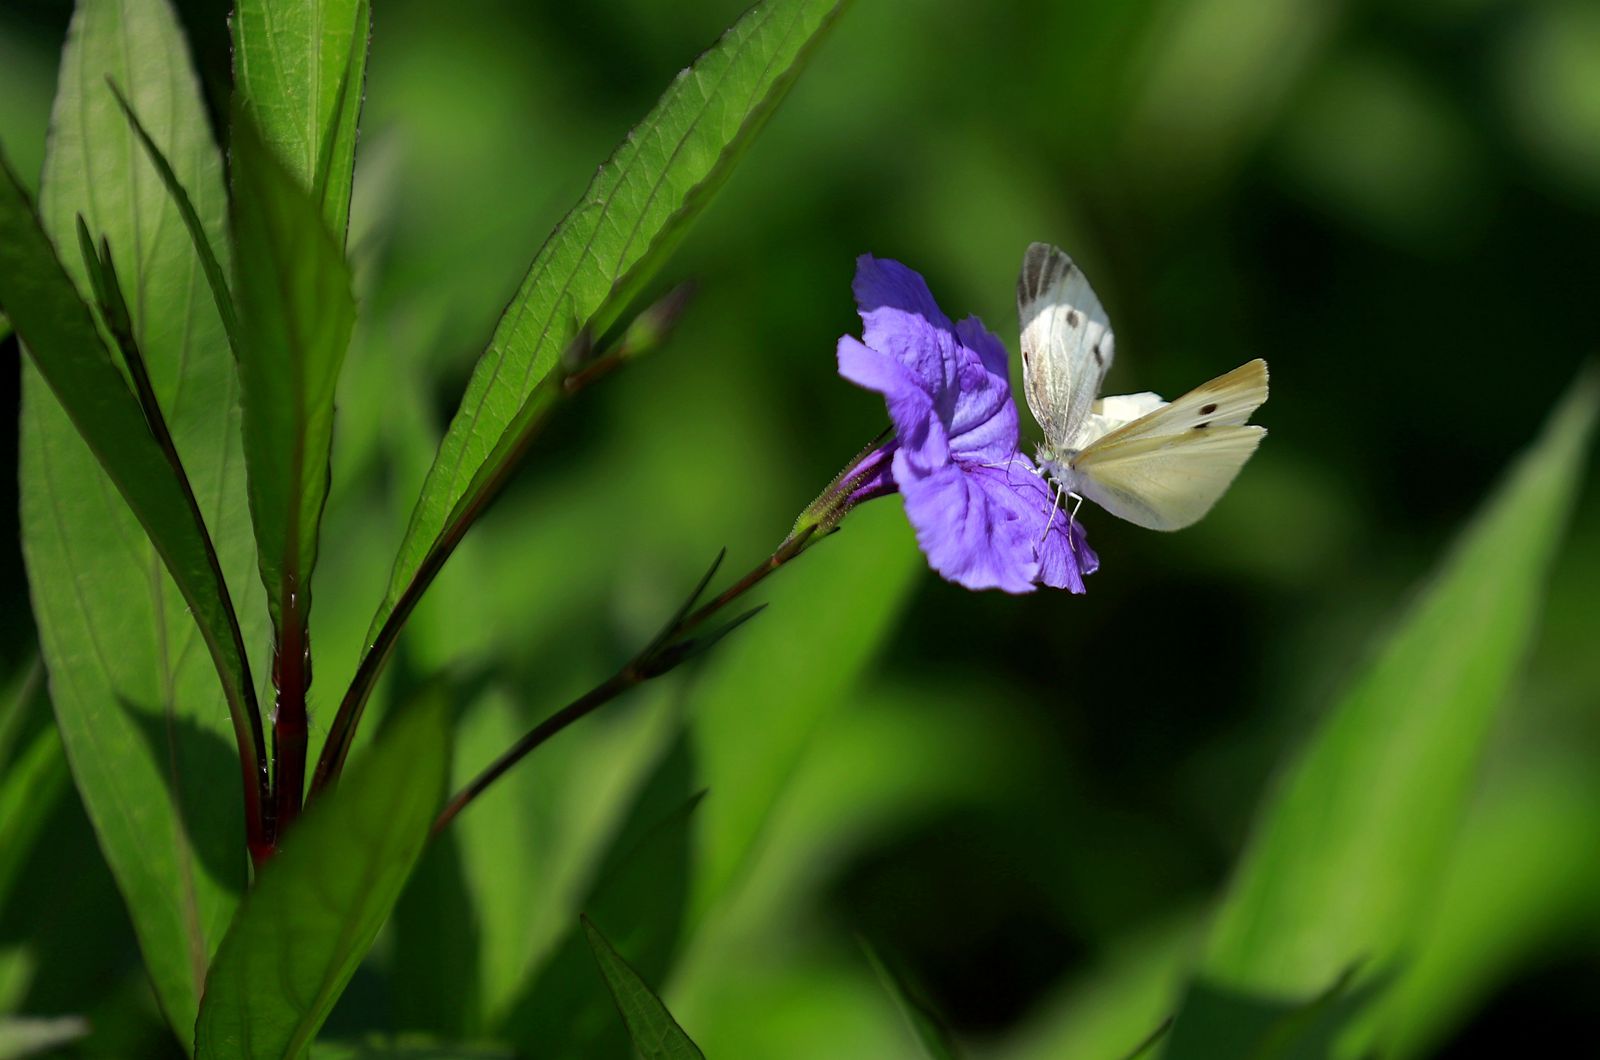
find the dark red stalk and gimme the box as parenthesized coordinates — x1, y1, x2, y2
(270, 578, 309, 840)
(310, 348, 631, 797)
(431, 528, 812, 835)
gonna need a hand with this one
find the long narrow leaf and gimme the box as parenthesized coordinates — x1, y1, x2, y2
(583, 916, 706, 1060)
(1, 161, 256, 749)
(862, 939, 963, 1060)
(15, 0, 265, 1037)
(194, 695, 451, 1059)
(229, 116, 356, 640)
(107, 81, 240, 352)
(0, 666, 67, 914)
(364, 0, 848, 661)
(231, 0, 371, 241)
(1168, 373, 1597, 1049)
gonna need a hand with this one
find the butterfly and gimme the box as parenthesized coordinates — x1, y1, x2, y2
(1016, 242, 1268, 531)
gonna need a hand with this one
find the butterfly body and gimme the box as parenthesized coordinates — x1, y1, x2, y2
(1017, 243, 1268, 532)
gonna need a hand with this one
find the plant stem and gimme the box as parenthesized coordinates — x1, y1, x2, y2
(310, 348, 633, 798)
(270, 582, 309, 841)
(431, 529, 813, 835)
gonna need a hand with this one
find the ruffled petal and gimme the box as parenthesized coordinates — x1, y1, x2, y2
(989, 468, 1098, 594)
(894, 451, 1038, 594)
(947, 316, 1020, 464)
(853, 255, 958, 400)
(838, 335, 949, 469)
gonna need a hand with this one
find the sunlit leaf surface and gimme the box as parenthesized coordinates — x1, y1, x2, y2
(369, 0, 848, 649)
(194, 696, 450, 1059)
(14, 0, 264, 1037)
(1167, 374, 1598, 1053)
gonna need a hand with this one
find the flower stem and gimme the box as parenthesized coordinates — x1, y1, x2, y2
(431, 529, 815, 835)
(311, 284, 693, 800)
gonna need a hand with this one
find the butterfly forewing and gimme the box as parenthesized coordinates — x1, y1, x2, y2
(1017, 242, 1115, 452)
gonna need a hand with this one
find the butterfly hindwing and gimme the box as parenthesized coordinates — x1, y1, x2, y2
(1017, 242, 1115, 452)
(1070, 359, 1269, 530)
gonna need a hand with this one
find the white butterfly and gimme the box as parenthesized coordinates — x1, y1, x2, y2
(1017, 242, 1268, 531)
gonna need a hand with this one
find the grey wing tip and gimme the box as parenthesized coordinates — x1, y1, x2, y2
(1018, 242, 1075, 306)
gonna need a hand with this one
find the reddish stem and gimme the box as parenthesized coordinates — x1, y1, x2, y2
(270, 582, 309, 842)
(431, 530, 812, 834)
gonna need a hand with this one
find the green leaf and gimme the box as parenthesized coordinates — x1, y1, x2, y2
(1375, 763, 1600, 1057)
(1178, 374, 1598, 1024)
(0, 665, 67, 914)
(194, 694, 451, 1059)
(367, 0, 848, 649)
(861, 939, 963, 1060)
(107, 82, 240, 353)
(0, 726, 68, 918)
(583, 915, 706, 1060)
(1163, 966, 1380, 1060)
(0, 657, 43, 773)
(15, 0, 267, 1036)
(312, 1040, 511, 1060)
(0, 313, 11, 344)
(500, 735, 700, 1056)
(690, 502, 920, 917)
(231, 0, 371, 241)
(228, 115, 357, 636)
(1, 139, 257, 756)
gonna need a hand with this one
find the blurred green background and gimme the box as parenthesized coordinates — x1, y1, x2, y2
(3, 0, 1598, 1056)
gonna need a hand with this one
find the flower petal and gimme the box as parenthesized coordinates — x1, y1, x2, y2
(947, 316, 1020, 464)
(838, 335, 950, 469)
(853, 255, 958, 399)
(992, 468, 1098, 594)
(894, 451, 1038, 594)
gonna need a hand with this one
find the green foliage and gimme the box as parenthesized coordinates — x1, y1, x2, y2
(4, 0, 1599, 1054)
(0, 152, 255, 743)
(0, 662, 65, 916)
(368, 0, 848, 651)
(497, 738, 700, 1056)
(107, 82, 240, 355)
(313, 1040, 511, 1060)
(689, 503, 919, 917)
(1166, 373, 1598, 1055)
(583, 916, 706, 1060)
(194, 696, 451, 1059)
(231, 0, 371, 241)
(862, 939, 963, 1060)
(1377, 763, 1600, 1057)
(228, 116, 357, 634)
(11, 0, 264, 1037)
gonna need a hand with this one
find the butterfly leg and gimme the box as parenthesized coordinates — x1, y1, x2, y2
(1065, 492, 1084, 556)
(1039, 480, 1063, 545)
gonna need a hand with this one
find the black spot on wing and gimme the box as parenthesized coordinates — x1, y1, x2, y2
(1199, 402, 1218, 415)
(1194, 422, 1210, 430)
(1065, 308, 1083, 328)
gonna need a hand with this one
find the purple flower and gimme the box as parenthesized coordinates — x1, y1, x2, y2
(837, 255, 1097, 594)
